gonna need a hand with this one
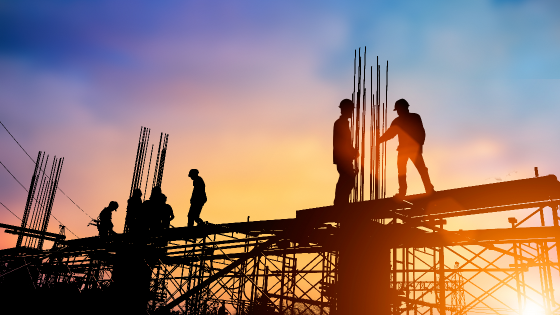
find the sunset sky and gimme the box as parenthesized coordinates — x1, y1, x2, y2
(1, 0, 560, 249)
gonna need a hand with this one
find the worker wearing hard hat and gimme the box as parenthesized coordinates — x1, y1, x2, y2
(333, 99, 359, 205)
(378, 99, 435, 198)
(188, 169, 207, 227)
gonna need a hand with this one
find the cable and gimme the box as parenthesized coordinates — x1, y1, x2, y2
(0, 120, 94, 220)
(0, 120, 34, 161)
(0, 160, 28, 192)
(49, 214, 79, 238)
(56, 188, 94, 220)
(0, 201, 22, 221)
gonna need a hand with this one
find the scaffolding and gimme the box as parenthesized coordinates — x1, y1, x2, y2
(0, 174, 558, 315)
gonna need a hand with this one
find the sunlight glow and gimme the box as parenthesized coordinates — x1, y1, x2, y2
(522, 301, 546, 315)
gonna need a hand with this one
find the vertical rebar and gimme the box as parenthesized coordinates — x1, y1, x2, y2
(144, 144, 154, 201)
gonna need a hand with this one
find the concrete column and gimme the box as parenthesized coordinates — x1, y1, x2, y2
(337, 216, 391, 315)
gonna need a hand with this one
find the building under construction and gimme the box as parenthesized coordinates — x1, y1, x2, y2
(1, 50, 559, 315)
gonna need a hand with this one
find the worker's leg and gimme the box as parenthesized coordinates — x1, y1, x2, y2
(189, 203, 205, 226)
(334, 162, 355, 205)
(195, 202, 206, 225)
(410, 150, 435, 194)
(188, 203, 200, 227)
(334, 164, 347, 205)
(396, 150, 409, 197)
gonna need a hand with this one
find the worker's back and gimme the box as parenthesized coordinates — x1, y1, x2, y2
(191, 176, 207, 204)
(99, 207, 112, 225)
(390, 112, 425, 151)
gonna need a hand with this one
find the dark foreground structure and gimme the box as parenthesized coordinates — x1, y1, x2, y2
(1, 174, 560, 315)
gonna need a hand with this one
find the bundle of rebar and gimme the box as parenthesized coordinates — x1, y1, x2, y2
(350, 48, 388, 202)
(130, 126, 151, 198)
(125, 127, 169, 233)
(152, 132, 169, 189)
(16, 151, 64, 249)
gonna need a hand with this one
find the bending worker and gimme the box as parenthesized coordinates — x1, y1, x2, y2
(378, 99, 435, 198)
(98, 201, 119, 237)
(188, 169, 207, 227)
(333, 99, 359, 205)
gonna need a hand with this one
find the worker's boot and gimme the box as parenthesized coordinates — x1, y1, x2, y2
(394, 175, 407, 199)
(418, 166, 435, 195)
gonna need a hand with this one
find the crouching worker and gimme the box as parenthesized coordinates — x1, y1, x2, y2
(98, 201, 119, 237)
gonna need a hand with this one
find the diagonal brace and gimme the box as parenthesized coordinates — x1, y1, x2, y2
(156, 237, 277, 314)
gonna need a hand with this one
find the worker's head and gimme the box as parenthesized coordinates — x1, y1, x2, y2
(339, 99, 354, 118)
(150, 186, 162, 200)
(109, 201, 119, 210)
(394, 99, 410, 116)
(132, 189, 142, 198)
(188, 169, 199, 178)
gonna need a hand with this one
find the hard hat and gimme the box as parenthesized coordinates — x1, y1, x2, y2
(188, 169, 199, 177)
(339, 99, 355, 109)
(109, 201, 119, 209)
(394, 99, 410, 111)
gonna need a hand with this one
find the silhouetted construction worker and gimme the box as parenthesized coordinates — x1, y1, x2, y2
(218, 301, 227, 315)
(125, 188, 142, 233)
(98, 201, 118, 237)
(160, 194, 175, 229)
(140, 186, 163, 232)
(378, 99, 435, 198)
(333, 99, 359, 205)
(188, 169, 207, 227)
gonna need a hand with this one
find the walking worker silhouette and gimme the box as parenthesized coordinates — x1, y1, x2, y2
(188, 169, 207, 227)
(333, 99, 359, 206)
(378, 99, 435, 198)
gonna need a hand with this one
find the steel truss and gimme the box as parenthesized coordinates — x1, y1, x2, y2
(389, 205, 560, 315)
(1, 175, 560, 315)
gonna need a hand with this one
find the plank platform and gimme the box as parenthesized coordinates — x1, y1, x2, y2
(296, 175, 560, 224)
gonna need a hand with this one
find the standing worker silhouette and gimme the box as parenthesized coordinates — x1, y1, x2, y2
(125, 189, 142, 233)
(378, 99, 435, 198)
(333, 99, 359, 206)
(160, 194, 175, 229)
(188, 169, 207, 227)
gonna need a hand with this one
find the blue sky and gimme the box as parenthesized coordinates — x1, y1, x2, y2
(1, 0, 560, 247)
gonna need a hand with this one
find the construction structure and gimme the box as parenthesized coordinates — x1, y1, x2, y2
(1, 50, 559, 315)
(1, 174, 559, 315)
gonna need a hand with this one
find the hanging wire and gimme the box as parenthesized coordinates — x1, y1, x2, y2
(0, 120, 94, 221)
(0, 201, 21, 221)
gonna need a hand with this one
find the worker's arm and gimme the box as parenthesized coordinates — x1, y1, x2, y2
(378, 125, 398, 143)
